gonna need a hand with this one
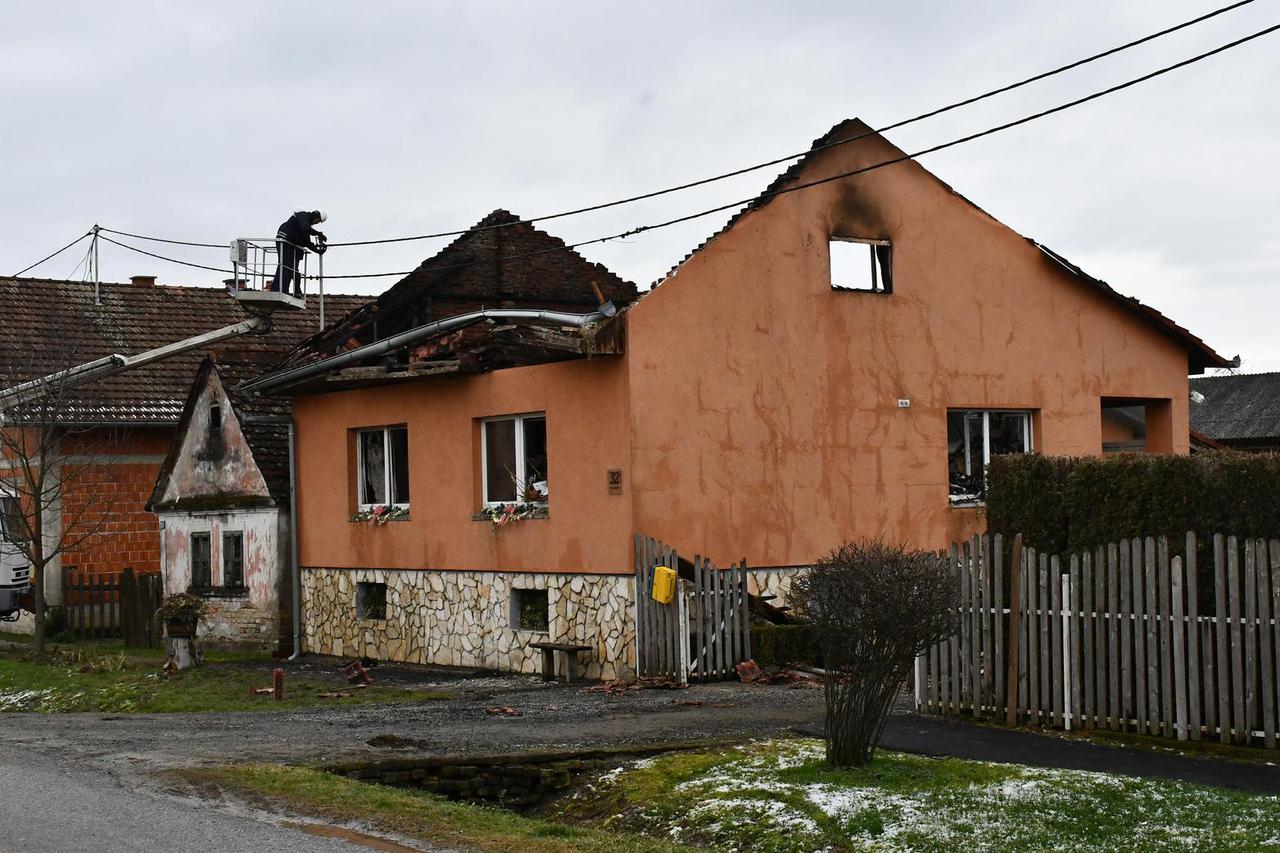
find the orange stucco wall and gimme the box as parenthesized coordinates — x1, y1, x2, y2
(293, 358, 632, 574)
(624, 124, 1190, 565)
(292, 123, 1198, 577)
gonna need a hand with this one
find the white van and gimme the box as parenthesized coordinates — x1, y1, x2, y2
(0, 494, 31, 621)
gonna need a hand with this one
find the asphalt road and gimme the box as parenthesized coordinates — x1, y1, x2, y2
(0, 667, 822, 851)
(0, 748, 419, 853)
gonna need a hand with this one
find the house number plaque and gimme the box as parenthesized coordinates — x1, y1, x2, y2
(607, 469, 623, 495)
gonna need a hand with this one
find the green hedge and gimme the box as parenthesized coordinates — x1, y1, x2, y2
(986, 450, 1280, 554)
(750, 623, 818, 667)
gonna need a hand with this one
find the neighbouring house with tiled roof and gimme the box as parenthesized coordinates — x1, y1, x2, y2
(244, 119, 1226, 681)
(146, 354, 296, 650)
(1189, 372, 1280, 451)
(0, 275, 367, 618)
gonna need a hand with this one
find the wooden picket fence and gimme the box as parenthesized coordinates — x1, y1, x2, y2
(916, 533, 1280, 747)
(60, 567, 163, 647)
(633, 533, 751, 683)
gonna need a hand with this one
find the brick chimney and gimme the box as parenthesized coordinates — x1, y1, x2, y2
(130, 275, 156, 287)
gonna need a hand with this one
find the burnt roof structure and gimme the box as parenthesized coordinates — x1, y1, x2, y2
(1189, 372, 1280, 447)
(260, 209, 638, 394)
(653, 118, 1229, 374)
(0, 277, 369, 424)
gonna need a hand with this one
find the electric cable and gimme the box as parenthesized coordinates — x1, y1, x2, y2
(96, 0, 1259, 251)
(11, 231, 93, 277)
(311, 19, 1280, 280)
(93, 20, 1280, 284)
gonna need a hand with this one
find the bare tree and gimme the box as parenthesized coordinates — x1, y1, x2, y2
(0, 351, 118, 654)
(793, 541, 957, 767)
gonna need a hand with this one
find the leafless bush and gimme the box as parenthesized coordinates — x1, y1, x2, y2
(793, 541, 957, 767)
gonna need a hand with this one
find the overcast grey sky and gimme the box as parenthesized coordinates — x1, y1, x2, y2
(2, 1, 1276, 371)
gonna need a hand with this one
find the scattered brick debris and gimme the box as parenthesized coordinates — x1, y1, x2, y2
(736, 659, 823, 687)
(485, 706, 522, 717)
(679, 700, 704, 706)
(341, 660, 373, 685)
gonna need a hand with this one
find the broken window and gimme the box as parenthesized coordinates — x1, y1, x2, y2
(511, 587, 549, 632)
(221, 531, 244, 589)
(356, 581, 387, 620)
(482, 413, 548, 505)
(830, 237, 892, 293)
(190, 532, 212, 589)
(357, 426, 410, 510)
(947, 410, 1032, 505)
(209, 404, 222, 437)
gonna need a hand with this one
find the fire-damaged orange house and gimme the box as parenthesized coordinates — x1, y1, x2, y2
(248, 119, 1227, 679)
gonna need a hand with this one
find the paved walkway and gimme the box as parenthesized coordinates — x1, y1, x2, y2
(804, 714, 1280, 795)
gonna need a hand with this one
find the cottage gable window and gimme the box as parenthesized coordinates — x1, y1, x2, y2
(947, 410, 1032, 505)
(482, 414, 548, 505)
(357, 426, 410, 510)
(222, 531, 244, 589)
(190, 532, 212, 589)
(830, 237, 892, 293)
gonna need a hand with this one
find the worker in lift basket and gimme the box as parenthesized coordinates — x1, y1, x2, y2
(270, 209, 328, 296)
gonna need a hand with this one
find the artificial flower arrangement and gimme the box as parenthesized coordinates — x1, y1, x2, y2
(350, 504, 411, 526)
(480, 501, 548, 528)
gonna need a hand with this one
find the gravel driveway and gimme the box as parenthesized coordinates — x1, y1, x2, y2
(2, 655, 825, 776)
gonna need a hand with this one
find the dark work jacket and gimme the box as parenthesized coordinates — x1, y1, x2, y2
(277, 211, 321, 251)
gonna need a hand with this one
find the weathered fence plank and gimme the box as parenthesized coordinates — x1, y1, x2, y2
(1216, 534, 1231, 744)
(1258, 539, 1276, 750)
(1119, 543, 1132, 731)
(1145, 537, 1161, 736)
(994, 533, 1005, 718)
(1172, 556, 1188, 741)
(1186, 532, 1202, 741)
(1069, 561, 1082, 730)
(1051, 555, 1064, 728)
(1083, 550, 1095, 729)
(1229, 537, 1246, 743)
(1160, 537, 1174, 738)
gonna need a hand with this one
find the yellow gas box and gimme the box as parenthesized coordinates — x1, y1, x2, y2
(651, 565, 677, 604)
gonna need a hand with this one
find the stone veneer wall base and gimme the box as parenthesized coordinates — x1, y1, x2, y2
(302, 568, 636, 681)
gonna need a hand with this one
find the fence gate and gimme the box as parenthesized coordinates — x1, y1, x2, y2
(60, 566, 163, 647)
(634, 533, 752, 683)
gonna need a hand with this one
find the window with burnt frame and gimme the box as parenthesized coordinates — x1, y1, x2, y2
(221, 531, 244, 589)
(830, 237, 893, 293)
(190, 532, 212, 589)
(946, 410, 1033, 505)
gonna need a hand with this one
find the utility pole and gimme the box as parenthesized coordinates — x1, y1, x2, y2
(91, 224, 101, 306)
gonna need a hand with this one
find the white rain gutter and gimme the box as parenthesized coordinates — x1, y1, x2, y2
(243, 307, 608, 394)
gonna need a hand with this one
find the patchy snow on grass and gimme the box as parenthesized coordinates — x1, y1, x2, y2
(602, 739, 1280, 852)
(0, 688, 54, 711)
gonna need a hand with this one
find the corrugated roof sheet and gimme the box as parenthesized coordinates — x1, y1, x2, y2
(1190, 372, 1280, 441)
(0, 277, 369, 424)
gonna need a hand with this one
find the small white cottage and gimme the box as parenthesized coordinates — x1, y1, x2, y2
(147, 354, 293, 651)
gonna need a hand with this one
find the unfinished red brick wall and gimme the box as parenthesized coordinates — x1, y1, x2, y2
(59, 428, 171, 578)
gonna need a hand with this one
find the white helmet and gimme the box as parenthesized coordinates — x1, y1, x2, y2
(315, 209, 328, 223)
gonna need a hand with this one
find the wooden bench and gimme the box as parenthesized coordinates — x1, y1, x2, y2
(528, 641, 592, 683)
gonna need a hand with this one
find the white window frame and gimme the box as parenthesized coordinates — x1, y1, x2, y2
(481, 413, 547, 507)
(356, 426, 409, 511)
(948, 409, 1034, 506)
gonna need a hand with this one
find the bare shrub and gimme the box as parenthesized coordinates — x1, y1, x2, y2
(793, 541, 957, 767)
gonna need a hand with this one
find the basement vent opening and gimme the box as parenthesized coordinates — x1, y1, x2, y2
(356, 582, 388, 621)
(511, 588, 549, 633)
(830, 237, 892, 294)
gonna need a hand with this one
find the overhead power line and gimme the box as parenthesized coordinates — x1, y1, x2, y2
(311, 19, 1280, 280)
(93, 19, 1280, 284)
(11, 231, 93, 277)
(97, 234, 236, 275)
(97, 0, 1257, 252)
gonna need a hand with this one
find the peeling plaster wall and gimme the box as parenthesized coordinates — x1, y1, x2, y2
(626, 120, 1194, 562)
(155, 371, 271, 508)
(157, 507, 284, 650)
(301, 567, 635, 680)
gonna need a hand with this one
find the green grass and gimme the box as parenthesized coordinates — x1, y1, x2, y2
(552, 739, 1280, 851)
(173, 764, 686, 853)
(0, 645, 451, 713)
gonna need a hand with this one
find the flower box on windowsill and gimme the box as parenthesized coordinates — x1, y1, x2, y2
(473, 502, 549, 526)
(350, 505, 411, 526)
